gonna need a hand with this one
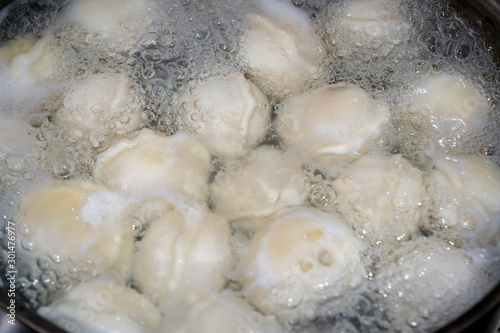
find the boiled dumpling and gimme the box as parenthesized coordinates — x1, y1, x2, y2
(331, 154, 423, 244)
(424, 155, 500, 249)
(179, 73, 270, 161)
(412, 74, 489, 126)
(238, 0, 325, 96)
(276, 83, 390, 164)
(66, 0, 147, 36)
(133, 200, 232, 300)
(209, 146, 307, 222)
(411, 73, 489, 130)
(16, 181, 134, 278)
(240, 208, 365, 322)
(0, 34, 54, 83)
(407, 73, 490, 156)
(93, 129, 211, 203)
(376, 238, 487, 333)
(161, 289, 282, 333)
(325, 0, 410, 56)
(56, 73, 143, 135)
(38, 274, 162, 333)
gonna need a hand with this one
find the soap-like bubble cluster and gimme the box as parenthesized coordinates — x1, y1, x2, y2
(0, 0, 69, 44)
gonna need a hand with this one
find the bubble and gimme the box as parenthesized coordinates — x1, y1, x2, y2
(29, 115, 49, 129)
(56, 276, 72, 291)
(477, 144, 495, 157)
(52, 158, 76, 179)
(460, 214, 476, 231)
(126, 217, 143, 233)
(351, 199, 366, 212)
(310, 184, 336, 208)
(1, 173, 19, 186)
(21, 237, 35, 251)
(18, 222, 34, 236)
(318, 249, 334, 266)
(407, 312, 420, 328)
(275, 288, 302, 308)
(41, 270, 57, 288)
(48, 251, 66, 264)
(88, 132, 110, 152)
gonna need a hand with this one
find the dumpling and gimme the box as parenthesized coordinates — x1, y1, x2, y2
(275, 83, 390, 164)
(66, 0, 147, 36)
(413, 74, 489, 126)
(406, 73, 490, 156)
(93, 129, 211, 203)
(240, 208, 365, 322)
(38, 274, 162, 333)
(424, 155, 500, 249)
(132, 200, 232, 300)
(325, 0, 410, 56)
(238, 0, 325, 96)
(179, 73, 270, 161)
(0, 34, 54, 83)
(160, 289, 282, 333)
(15, 181, 134, 278)
(209, 146, 308, 222)
(376, 238, 488, 333)
(331, 154, 423, 244)
(56, 74, 143, 135)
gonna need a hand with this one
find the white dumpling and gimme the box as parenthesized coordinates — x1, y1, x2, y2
(16, 181, 134, 277)
(331, 154, 423, 244)
(424, 155, 500, 249)
(179, 73, 270, 161)
(276, 83, 390, 164)
(240, 208, 365, 321)
(66, 0, 147, 35)
(161, 289, 282, 333)
(408, 73, 490, 154)
(376, 238, 487, 332)
(38, 274, 162, 333)
(93, 129, 211, 203)
(413, 74, 489, 125)
(209, 146, 307, 222)
(57, 74, 143, 134)
(325, 0, 410, 55)
(0, 34, 54, 83)
(133, 200, 232, 300)
(238, 0, 324, 96)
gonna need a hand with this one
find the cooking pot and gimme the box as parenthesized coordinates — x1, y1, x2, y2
(0, 0, 499, 332)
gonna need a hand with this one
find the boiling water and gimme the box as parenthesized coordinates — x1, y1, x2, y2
(0, 0, 499, 332)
